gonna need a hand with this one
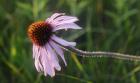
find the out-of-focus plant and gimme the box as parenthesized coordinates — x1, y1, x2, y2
(0, 0, 140, 83)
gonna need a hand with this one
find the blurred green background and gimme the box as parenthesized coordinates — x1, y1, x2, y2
(0, 0, 140, 83)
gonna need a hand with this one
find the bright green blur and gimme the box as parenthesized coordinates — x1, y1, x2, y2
(0, 0, 140, 83)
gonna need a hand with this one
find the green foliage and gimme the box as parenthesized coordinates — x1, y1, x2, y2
(0, 0, 140, 83)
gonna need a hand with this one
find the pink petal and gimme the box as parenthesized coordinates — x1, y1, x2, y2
(41, 46, 55, 77)
(33, 44, 38, 59)
(55, 16, 78, 21)
(54, 16, 78, 22)
(34, 50, 43, 72)
(46, 43, 61, 71)
(53, 23, 81, 31)
(51, 35, 76, 47)
(33, 45, 40, 61)
(33, 45, 43, 72)
(46, 13, 65, 23)
(53, 16, 78, 26)
(49, 40, 67, 66)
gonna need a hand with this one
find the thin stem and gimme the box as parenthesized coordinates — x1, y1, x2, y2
(52, 39, 140, 61)
(66, 46, 140, 61)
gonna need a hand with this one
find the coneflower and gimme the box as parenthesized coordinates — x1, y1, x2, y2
(28, 13, 140, 77)
(28, 13, 81, 77)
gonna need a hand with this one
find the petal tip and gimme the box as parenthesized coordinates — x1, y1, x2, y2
(50, 72, 55, 77)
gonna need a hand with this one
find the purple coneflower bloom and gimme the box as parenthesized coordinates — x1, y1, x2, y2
(28, 13, 81, 77)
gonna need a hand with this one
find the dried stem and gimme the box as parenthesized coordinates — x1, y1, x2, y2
(52, 39, 140, 61)
(65, 46, 140, 61)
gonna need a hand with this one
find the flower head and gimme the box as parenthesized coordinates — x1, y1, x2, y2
(28, 13, 81, 77)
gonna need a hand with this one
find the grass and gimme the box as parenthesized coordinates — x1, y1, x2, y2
(0, 0, 140, 83)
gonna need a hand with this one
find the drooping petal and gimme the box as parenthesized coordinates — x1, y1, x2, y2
(55, 16, 78, 22)
(33, 44, 38, 59)
(49, 40, 67, 66)
(33, 45, 40, 62)
(46, 13, 65, 23)
(51, 35, 76, 47)
(53, 23, 81, 31)
(34, 50, 43, 72)
(33, 45, 43, 72)
(40, 46, 55, 77)
(53, 16, 78, 25)
(46, 43, 61, 71)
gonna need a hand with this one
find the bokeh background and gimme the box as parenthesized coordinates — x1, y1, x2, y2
(0, 0, 140, 83)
